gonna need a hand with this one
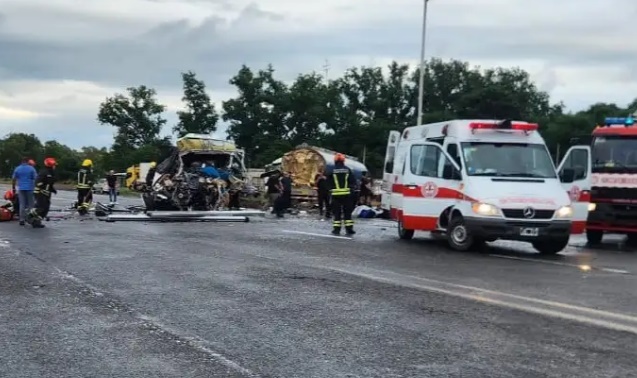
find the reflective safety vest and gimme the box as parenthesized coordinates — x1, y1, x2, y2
(331, 169, 351, 196)
(77, 168, 92, 189)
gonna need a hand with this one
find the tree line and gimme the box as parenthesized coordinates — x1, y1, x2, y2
(3, 59, 635, 181)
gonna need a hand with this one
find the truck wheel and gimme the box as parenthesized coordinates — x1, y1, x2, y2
(397, 220, 414, 240)
(586, 230, 603, 245)
(447, 215, 478, 251)
(532, 237, 569, 255)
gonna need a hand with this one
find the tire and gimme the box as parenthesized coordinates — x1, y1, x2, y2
(532, 237, 569, 255)
(398, 219, 414, 240)
(586, 230, 603, 245)
(447, 215, 478, 251)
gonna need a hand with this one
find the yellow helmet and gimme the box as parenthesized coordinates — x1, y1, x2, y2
(82, 159, 93, 167)
(150, 161, 157, 168)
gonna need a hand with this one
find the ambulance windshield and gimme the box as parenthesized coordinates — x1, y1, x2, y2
(461, 142, 556, 178)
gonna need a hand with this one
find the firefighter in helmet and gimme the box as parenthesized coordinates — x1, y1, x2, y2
(76, 159, 94, 215)
(327, 153, 356, 235)
(27, 157, 57, 228)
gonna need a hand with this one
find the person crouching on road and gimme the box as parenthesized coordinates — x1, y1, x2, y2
(12, 157, 37, 226)
(328, 153, 355, 235)
(0, 190, 17, 221)
(27, 158, 57, 228)
(106, 170, 118, 204)
(76, 159, 94, 215)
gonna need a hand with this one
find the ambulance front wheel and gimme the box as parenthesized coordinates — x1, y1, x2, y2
(447, 215, 479, 251)
(532, 237, 569, 255)
(397, 220, 414, 240)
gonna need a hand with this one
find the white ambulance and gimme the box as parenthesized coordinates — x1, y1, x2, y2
(381, 119, 585, 254)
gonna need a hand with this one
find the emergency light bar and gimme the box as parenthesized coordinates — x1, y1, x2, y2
(468, 121, 538, 131)
(604, 117, 634, 126)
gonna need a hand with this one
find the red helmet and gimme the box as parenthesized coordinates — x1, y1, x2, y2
(44, 157, 57, 167)
(27, 159, 35, 166)
(334, 153, 345, 162)
(3, 190, 13, 200)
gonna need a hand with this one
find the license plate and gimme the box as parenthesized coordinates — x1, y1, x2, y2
(520, 227, 539, 236)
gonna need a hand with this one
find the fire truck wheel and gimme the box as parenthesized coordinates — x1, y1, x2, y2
(532, 237, 569, 255)
(447, 215, 477, 251)
(586, 230, 603, 245)
(397, 220, 414, 240)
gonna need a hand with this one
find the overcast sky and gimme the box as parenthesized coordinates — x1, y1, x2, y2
(0, 0, 635, 149)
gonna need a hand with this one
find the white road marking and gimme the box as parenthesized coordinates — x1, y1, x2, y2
(281, 230, 353, 240)
(489, 254, 630, 274)
(53, 267, 259, 377)
(323, 266, 637, 334)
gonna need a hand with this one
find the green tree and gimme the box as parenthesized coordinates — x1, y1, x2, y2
(97, 85, 167, 149)
(223, 65, 290, 167)
(43, 141, 80, 180)
(173, 71, 219, 137)
(0, 133, 44, 177)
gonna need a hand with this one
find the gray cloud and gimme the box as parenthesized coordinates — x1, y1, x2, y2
(1, 0, 636, 148)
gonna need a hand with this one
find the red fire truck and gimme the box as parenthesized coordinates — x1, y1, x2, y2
(559, 116, 637, 244)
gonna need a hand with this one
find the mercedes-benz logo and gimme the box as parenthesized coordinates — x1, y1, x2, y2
(523, 207, 535, 218)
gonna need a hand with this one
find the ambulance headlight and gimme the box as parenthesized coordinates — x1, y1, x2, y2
(471, 202, 500, 216)
(588, 203, 596, 212)
(555, 205, 573, 218)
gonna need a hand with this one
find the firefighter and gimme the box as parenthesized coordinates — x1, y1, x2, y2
(27, 157, 57, 228)
(76, 159, 94, 215)
(327, 153, 356, 235)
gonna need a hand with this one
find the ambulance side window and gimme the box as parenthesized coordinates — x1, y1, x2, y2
(446, 143, 462, 167)
(560, 149, 588, 180)
(410, 145, 441, 177)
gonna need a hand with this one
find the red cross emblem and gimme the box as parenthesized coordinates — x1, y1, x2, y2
(422, 181, 438, 198)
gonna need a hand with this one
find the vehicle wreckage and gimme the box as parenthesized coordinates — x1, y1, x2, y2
(142, 134, 254, 212)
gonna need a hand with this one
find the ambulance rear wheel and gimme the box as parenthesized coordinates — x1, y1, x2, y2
(398, 220, 414, 240)
(586, 230, 603, 245)
(532, 237, 569, 255)
(447, 215, 477, 251)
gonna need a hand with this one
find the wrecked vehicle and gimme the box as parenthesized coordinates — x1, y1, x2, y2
(142, 134, 248, 211)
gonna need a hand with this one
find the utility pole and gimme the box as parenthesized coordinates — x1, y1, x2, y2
(417, 0, 430, 125)
(322, 59, 330, 81)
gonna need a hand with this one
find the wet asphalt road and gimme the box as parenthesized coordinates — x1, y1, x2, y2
(1, 189, 637, 377)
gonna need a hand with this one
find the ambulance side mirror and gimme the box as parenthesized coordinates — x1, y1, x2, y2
(384, 161, 393, 173)
(559, 168, 575, 183)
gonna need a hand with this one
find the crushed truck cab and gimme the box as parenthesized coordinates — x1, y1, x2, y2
(381, 119, 580, 255)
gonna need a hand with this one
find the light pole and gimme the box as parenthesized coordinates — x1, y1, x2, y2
(417, 0, 430, 125)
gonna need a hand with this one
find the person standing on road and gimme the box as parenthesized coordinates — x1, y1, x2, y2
(145, 162, 157, 189)
(265, 173, 280, 213)
(274, 172, 292, 218)
(76, 159, 94, 215)
(12, 157, 37, 226)
(106, 170, 118, 204)
(328, 153, 355, 235)
(315, 170, 331, 218)
(27, 157, 57, 228)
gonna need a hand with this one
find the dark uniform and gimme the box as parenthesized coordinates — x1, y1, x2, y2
(76, 161, 94, 215)
(328, 155, 355, 235)
(315, 173, 331, 217)
(146, 163, 157, 187)
(27, 162, 57, 228)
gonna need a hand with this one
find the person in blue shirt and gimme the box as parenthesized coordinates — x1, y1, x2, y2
(12, 157, 37, 225)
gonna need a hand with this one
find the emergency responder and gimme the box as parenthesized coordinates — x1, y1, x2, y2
(146, 161, 157, 188)
(328, 153, 355, 235)
(27, 157, 57, 228)
(76, 159, 94, 215)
